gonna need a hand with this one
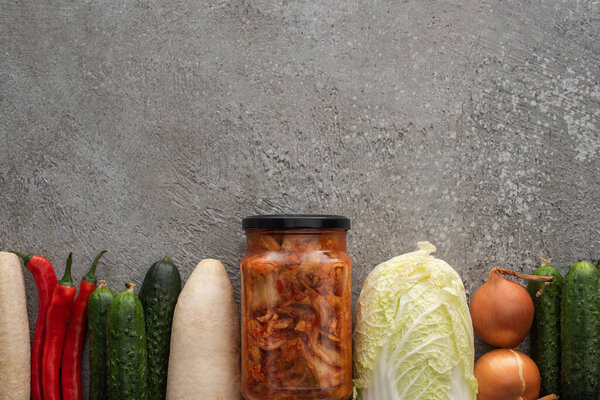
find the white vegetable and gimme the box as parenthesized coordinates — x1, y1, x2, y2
(353, 242, 477, 400)
(0, 252, 30, 399)
(166, 259, 241, 400)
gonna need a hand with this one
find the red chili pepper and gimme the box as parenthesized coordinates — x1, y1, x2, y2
(11, 251, 58, 400)
(43, 252, 77, 400)
(61, 249, 109, 400)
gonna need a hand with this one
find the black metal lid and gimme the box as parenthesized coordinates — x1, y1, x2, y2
(242, 214, 351, 230)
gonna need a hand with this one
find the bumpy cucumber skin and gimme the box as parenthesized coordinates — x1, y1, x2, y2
(560, 261, 600, 400)
(139, 257, 182, 400)
(527, 266, 563, 396)
(88, 288, 117, 400)
(106, 290, 148, 400)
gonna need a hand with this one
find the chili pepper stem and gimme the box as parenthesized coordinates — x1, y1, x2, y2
(10, 250, 33, 266)
(83, 249, 110, 283)
(59, 252, 75, 287)
(125, 282, 135, 292)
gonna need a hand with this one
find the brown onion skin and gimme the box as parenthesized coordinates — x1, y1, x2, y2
(474, 349, 541, 400)
(470, 268, 534, 348)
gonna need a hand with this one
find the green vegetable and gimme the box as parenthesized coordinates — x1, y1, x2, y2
(107, 283, 148, 400)
(139, 256, 181, 400)
(353, 241, 477, 400)
(527, 265, 563, 396)
(88, 281, 116, 400)
(561, 261, 600, 400)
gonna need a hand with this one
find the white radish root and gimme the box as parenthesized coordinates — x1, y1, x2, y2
(0, 252, 30, 399)
(166, 259, 241, 400)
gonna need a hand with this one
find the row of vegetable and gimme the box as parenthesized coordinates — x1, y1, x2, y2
(1, 237, 598, 400)
(470, 258, 600, 400)
(2, 250, 109, 400)
(0, 250, 238, 400)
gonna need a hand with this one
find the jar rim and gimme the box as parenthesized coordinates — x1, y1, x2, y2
(242, 214, 350, 230)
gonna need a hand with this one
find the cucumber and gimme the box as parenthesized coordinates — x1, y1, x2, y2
(527, 266, 563, 396)
(561, 261, 600, 400)
(139, 256, 181, 400)
(88, 281, 117, 400)
(107, 283, 148, 400)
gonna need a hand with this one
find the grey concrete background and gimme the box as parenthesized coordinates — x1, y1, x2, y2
(1, 0, 599, 394)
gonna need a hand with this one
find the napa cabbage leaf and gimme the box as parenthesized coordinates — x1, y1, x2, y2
(353, 241, 477, 400)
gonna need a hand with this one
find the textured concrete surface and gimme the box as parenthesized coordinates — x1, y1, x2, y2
(1, 0, 599, 392)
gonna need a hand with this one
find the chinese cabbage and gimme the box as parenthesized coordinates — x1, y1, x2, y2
(353, 242, 477, 400)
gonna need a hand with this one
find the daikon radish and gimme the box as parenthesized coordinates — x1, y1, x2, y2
(166, 259, 240, 400)
(0, 252, 30, 399)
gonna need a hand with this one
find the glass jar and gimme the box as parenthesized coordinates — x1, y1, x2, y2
(241, 215, 353, 400)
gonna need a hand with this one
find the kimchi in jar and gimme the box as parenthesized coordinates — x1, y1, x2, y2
(241, 215, 352, 400)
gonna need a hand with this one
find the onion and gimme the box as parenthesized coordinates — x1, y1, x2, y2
(469, 267, 553, 348)
(474, 349, 552, 400)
